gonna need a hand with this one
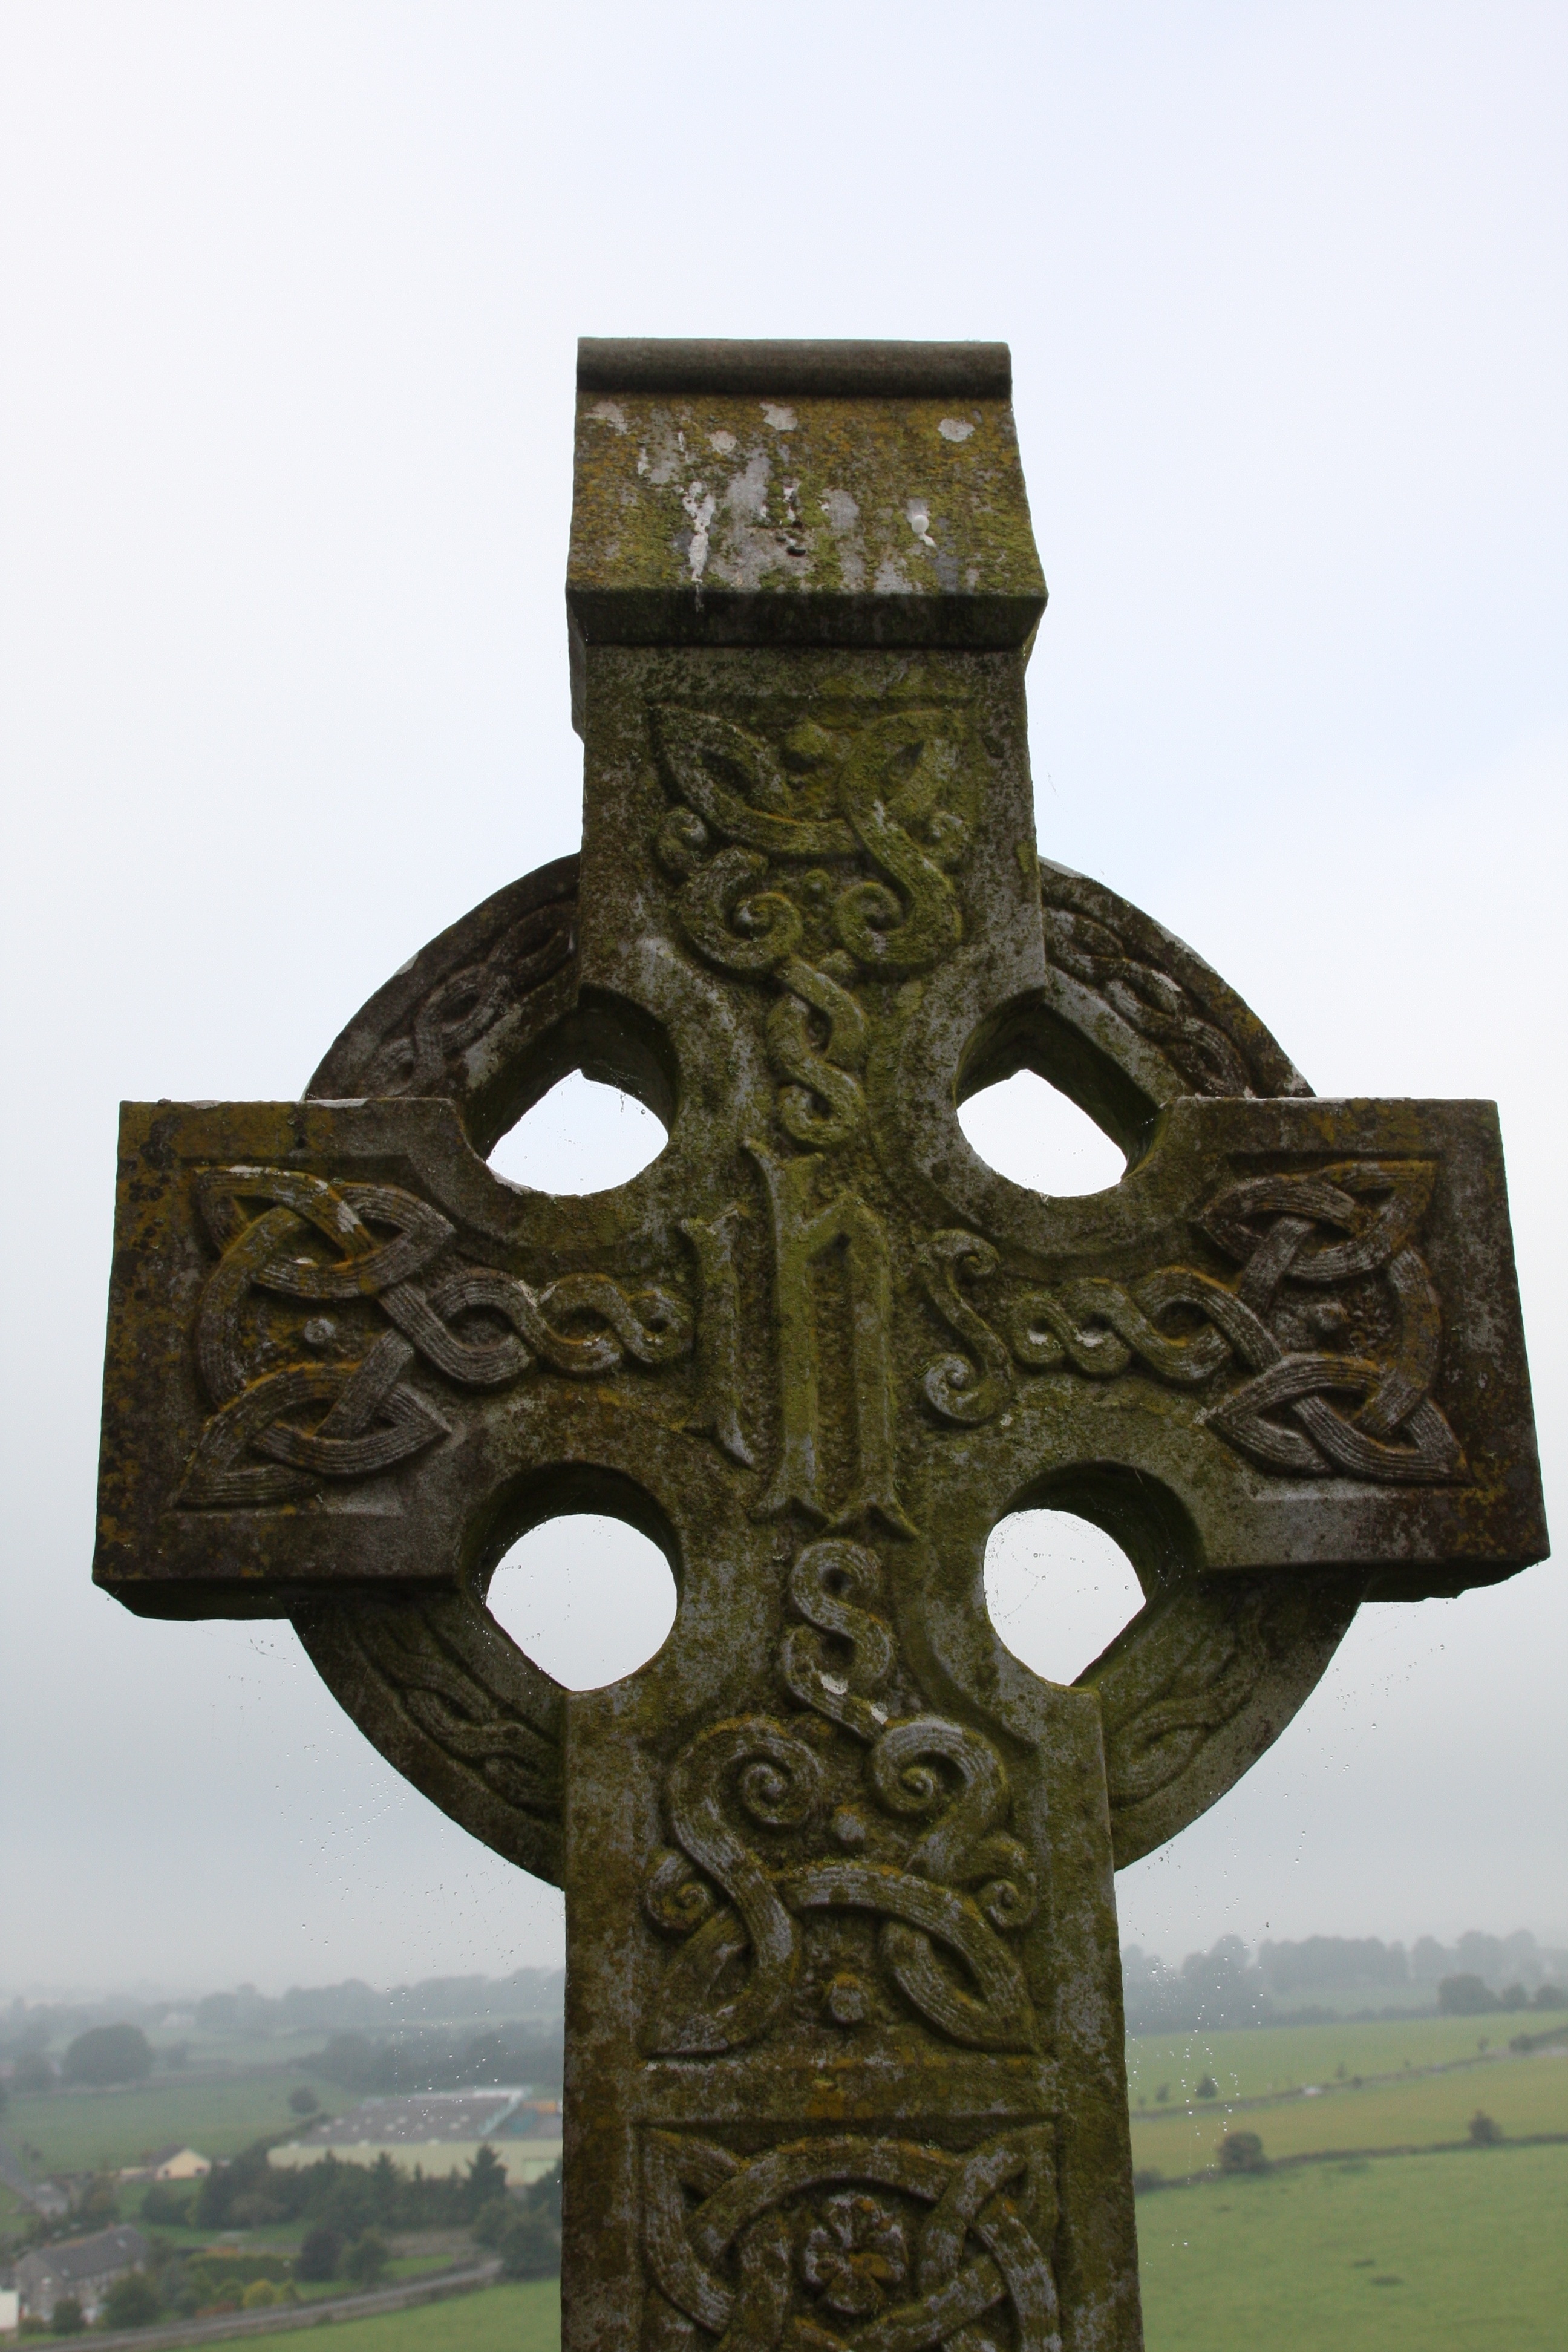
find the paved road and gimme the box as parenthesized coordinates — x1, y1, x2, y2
(0, 2135, 49, 2209)
(71, 2257, 506, 2352)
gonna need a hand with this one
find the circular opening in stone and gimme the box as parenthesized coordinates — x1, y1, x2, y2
(488, 1072, 667, 1195)
(486, 1515, 677, 1690)
(984, 1508, 1146, 1685)
(958, 1071, 1126, 1197)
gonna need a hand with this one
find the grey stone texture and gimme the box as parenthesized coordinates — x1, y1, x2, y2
(95, 341, 1547, 2352)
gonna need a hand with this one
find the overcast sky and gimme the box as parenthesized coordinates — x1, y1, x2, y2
(2, 2, 1563, 1999)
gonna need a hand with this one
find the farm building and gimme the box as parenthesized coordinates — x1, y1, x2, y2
(120, 2144, 211, 2183)
(269, 2088, 561, 2187)
(14, 2226, 149, 2322)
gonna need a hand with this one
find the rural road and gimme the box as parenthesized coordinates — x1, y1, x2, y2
(71, 2257, 506, 2352)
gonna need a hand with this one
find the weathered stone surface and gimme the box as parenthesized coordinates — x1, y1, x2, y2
(567, 352, 1047, 682)
(94, 341, 1548, 2352)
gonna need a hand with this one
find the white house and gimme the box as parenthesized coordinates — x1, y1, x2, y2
(144, 2146, 210, 2181)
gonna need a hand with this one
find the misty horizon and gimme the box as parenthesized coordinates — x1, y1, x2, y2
(2, 7, 1561, 2004)
(8, 1923, 1567, 2013)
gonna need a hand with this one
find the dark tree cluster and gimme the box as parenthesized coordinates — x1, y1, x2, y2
(101, 2147, 559, 2325)
(1438, 1972, 1564, 2017)
(194, 2138, 557, 2272)
(60, 2026, 154, 2088)
(1120, 1929, 1568, 2035)
(486, 2163, 562, 2281)
(1217, 2131, 1268, 2174)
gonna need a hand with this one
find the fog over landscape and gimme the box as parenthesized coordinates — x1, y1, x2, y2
(2, 4, 1563, 1998)
(7, 1923, 1565, 2075)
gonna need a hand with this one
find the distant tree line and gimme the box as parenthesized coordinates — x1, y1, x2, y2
(2, 2013, 567, 2102)
(197, 2138, 500, 2235)
(1263, 1929, 1564, 1997)
(3, 2024, 158, 2094)
(1120, 1929, 1568, 2034)
(1437, 1971, 1565, 2016)
(192, 1968, 564, 2040)
(0, 1967, 565, 2074)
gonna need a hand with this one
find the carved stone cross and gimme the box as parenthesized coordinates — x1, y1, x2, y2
(96, 340, 1547, 2352)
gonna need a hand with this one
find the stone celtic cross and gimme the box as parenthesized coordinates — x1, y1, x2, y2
(96, 340, 1547, 2351)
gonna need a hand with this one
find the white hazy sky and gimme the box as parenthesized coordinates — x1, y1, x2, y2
(2, 2, 1563, 1999)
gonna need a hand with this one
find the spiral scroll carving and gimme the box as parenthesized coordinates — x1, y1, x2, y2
(645, 1539, 1037, 2057)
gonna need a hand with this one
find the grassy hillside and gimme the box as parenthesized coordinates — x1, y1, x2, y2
(1137, 2141, 1568, 2351)
(219, 2151, 1568, 2352)
(1128, 2012, 1568, 2175)
(1126, 2006, 1568, 2103)
(1133, 2055, 1567, 2172)
(242, 2282, 560, 2352)
(3, 2076, 347, 2174)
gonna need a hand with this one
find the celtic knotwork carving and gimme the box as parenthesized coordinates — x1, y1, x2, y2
(921, 1163, 1464, 1485)
(358, 900, 577, 1098)
(828, 711, 965, 975)
(777, 1538, 896, 1742)
(641, 2125, 1059, 2352)
(293, 1593, 565, 1885)
(1096, 1585, 1271, 1812)
(179, 1166, 690, 1506)
(645, 1540, 1037, 2057)
(1040, 861, 1310, 1103)
(352, 1607, 559, 1813)
(652, 705, 971, 1150)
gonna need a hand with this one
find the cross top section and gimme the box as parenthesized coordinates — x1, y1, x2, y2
(95, 339, 1546, 2352)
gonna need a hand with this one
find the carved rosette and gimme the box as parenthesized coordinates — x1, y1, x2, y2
(641, 2124, 1059, 2352)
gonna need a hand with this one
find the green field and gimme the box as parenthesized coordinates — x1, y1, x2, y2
(2, 2076, 347, 2174)
(7, 2011, 1566, 2352)
(1137, 2141, 1568, 2350)
(1126, 2007, 1568, 2105)
(1128, 2013, 1568, 2175)
(1134, 2059, 1568, 2172)
(140, 2036, 333, 2075)
(243, 2283, 559, 2352)
(220, 2152, 1568, 2352)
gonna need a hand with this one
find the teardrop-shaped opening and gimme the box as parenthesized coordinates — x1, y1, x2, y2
(488, 1071, 666, 1195)
(984, 1508, 1146, 1686)
(485, 1514, 676, 1690)
(959, 1071, 1126, 1197)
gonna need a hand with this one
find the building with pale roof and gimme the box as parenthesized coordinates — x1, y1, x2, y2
(268, 2089, 561, 2187)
